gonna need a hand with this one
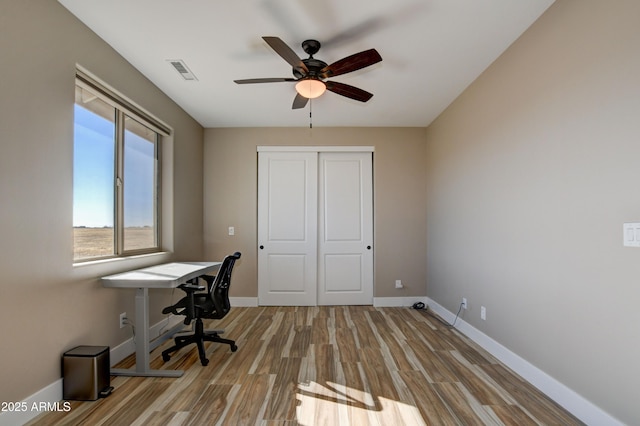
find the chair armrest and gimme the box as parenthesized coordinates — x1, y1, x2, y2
(177, 279, 205, 323)
(202, 274, 216, 291)
(161, 280, 205, 321)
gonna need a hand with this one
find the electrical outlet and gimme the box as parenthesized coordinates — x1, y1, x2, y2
(119, 312, 127, 329)
(395, 280, 403, 289)
(480, 306, 486, 320)
(462, 298, 467, 309)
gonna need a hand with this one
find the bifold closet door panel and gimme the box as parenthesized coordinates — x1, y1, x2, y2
(258, 151, 318, 306)
(318, 152, 373, 305)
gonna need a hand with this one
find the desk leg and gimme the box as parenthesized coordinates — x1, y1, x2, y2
(110, 287, 183, 378)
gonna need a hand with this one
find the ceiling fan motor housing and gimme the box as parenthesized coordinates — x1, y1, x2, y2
(293, 58, 328, 79)
(292, 40, 327, 79)
(302, 39, 321, 56)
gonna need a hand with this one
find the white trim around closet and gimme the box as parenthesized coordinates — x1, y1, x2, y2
(257, 146, 374, 152)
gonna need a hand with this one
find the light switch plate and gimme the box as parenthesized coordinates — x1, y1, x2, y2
(623, 223, 640, 247)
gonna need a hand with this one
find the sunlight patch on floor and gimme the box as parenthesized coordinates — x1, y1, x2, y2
(296, 380, 426, 425)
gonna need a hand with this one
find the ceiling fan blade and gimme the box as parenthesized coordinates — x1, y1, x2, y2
(322, 17, 383, 48)
(292, 93, 309, 109)
(262, 36, 308, 74)
(325, 81, 373, 103)
(320, 49, 382, 78)
(322, 3, 426, 49)
(234, 78, 296, 84)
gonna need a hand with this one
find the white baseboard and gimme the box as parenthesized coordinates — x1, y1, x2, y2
(232, 297, 425, 307)
(110, 314, 185, 366)
(0, 315, 185, 426)
(426, 298, 623, 426)
(373, 296, 428, 307)
(0, 379, 64, 426)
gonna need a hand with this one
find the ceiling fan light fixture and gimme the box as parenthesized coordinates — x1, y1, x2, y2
(295, 79, 326, 99)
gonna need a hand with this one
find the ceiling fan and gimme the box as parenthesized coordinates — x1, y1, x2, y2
(234, 36, 382, 109)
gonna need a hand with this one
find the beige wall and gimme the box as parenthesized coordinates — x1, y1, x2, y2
(203, 127, 428, 300)
(425, 0, 640, 424)
(0, 1, 204, 403)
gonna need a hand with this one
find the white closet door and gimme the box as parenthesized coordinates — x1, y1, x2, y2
(318, 152, 373, 305)
(258, 152, 318, 306)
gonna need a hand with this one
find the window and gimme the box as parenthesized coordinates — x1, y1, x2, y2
(73, 73, 165, 261)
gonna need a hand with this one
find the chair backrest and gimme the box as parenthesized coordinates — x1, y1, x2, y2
(207, 251, 241, 318)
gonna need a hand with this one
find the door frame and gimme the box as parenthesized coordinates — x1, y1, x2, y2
(257, 146, 375, 306)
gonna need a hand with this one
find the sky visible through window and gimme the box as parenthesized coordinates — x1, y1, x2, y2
(73, 105, 155, 228)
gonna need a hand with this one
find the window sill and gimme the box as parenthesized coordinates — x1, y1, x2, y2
(73, 251, 171, 269)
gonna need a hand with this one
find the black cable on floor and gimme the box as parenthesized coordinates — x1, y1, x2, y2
(414, 302, 464, 328)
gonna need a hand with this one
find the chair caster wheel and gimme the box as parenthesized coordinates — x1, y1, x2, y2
(231, 344, 238, 352)
(162, 353, 170, 362)
(201, 359, 209, 366)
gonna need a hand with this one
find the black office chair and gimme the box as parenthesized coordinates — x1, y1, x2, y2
(161, 252, 241, 366)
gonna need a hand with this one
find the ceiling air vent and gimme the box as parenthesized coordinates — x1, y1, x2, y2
(167, 59, 198, 81)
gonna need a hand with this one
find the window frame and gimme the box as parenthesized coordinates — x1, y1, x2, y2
(74, 70, 169, 262)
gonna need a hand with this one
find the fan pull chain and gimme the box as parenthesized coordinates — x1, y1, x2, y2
(309, 98, 313, 129)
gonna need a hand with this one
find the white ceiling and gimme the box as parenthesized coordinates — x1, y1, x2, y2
(58, 0, 554, 128)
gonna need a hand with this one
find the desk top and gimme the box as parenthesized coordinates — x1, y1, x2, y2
(101, 262, 221, 288)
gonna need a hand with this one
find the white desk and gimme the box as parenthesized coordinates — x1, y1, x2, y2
(102, 261, 221, 377)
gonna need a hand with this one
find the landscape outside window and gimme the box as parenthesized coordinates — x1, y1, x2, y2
(73, 82, 159, 261)
(123, 115, 157, 251)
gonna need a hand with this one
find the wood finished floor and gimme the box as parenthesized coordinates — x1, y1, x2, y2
(29, 306, 583, 425)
